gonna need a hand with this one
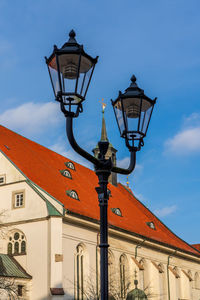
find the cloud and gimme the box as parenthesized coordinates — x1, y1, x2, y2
(164, 113, 200, 155)
(0, 102, 62, 136)
(154, 205, 177, 217)
(50, 140, 93, 169)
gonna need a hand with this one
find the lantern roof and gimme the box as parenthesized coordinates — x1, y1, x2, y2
(114, 75, 156, 104)
(46, 30, 98, 65)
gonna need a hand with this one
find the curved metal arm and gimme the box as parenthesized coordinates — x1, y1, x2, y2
(66, 117, 101, 166)
(111, 150, 136, 175)
(66, 116, 136, 175)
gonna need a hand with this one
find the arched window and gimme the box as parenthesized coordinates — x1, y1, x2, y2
(60, 169, 72, 179)
(7, 231, 26, 255)
(120, 254, 128, 298)
(21, 241, 26, 254)
(65, 161, 75, 170)
(7, 243, 12, 255)
(174, 267, 181, 299)
(195, 272, 200, 289)
(158, 263, 165, 299)
(66, 190, 79, 200)
(76, 244, 84, 300)
(108, 250, 116, 299)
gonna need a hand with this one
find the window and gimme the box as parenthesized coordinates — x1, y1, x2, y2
(12, 190, 25, 209)
(7, 231, 26, 255)
(60, 169, 72, 179)
(76, 244, 84, 300)
(18, 285, 23, 296)
(120, 254, 128, 298)
(0, 175, 5, 185)
(146, 221, 156, 230)
(195, 272, 200, 289)
(66, 190, 79, 200)
(65, 161, 75, 170)
(108, 250, 115, 291)
(111, 207, 122, 217)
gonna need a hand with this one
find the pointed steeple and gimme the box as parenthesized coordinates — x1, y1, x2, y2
(101, 107, 108, 142)
(93, 100, 118, 186)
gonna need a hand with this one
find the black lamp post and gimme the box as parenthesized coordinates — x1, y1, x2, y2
(45, 30, 156, 300)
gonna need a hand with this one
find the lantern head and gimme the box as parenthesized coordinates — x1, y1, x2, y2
(112, 75, 156, 150)
(45, 30, 98, 116)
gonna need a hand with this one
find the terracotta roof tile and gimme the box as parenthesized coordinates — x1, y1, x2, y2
(0, 125, 198, 256)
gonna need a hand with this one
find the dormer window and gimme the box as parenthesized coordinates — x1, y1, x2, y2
(146, 221, 156, 230)
(65, 161, 75, 170)
(60, 169, 72, 179)
(0, 174, 6, 185)
(111, 208, 122, 217)
(66, 190, 79, 200)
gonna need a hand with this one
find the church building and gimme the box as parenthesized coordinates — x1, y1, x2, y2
(0, 115, 199, 300)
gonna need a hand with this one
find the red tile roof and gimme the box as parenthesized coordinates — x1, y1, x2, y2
(0, 125, 199, 256)
(192, 244, 200, 252)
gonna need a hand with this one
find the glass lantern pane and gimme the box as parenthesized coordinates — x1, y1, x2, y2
(113, 100, 125, 136)
(77, 66, 93, 98)
(139, 99, 153, 135)
(58, 53, 93, 100)
(48, 56, 60, 96)
(122, 97, 141, 139)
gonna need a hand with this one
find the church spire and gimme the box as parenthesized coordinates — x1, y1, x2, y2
(92, 99, 118, 186)
(100, 100, 108, 142)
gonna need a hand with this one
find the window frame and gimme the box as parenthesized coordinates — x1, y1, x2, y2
(7, 231, 27, 256)
(65, 161, 75, 170)
(60, 169, 72, 179)
(0, 174, 6, 185)
(66, 190, 79, 200)
(12, 190, 25, 209)
(17, 285, 23, 296)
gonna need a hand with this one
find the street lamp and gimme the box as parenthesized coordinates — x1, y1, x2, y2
(45, 30, 156, 300)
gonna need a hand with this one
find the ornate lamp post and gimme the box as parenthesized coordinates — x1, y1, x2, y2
(45, 30, 156, 300)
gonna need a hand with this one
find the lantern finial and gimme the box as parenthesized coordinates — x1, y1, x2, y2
(68, 30, 76, 43)
(131, 75, 137, 83)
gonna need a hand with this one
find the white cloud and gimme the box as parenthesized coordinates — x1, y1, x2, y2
(165, 127, 200, 155)
(164, 112, 200, 155)
(0, 102, 62, 136)
(154, 205, 177, 217)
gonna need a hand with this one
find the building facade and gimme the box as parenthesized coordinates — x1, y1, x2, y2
(0, 125, 199, 299)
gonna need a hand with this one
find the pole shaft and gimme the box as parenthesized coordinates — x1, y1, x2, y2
(96, 170, 110, 300)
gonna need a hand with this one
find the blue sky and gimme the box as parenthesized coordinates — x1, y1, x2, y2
(0, 0, 200, 243)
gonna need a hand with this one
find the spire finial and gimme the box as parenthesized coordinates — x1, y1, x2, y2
(99, 98, 106, 113)
(126, 176, 129, 188)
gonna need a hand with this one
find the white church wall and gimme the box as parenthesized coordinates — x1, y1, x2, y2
(62, 216, 200, 300)
(48, 216, 63, 290)
(0, 151, 26, 184)
(11, 220, 49, 300)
